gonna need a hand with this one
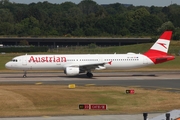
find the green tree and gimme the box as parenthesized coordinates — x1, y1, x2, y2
(166, 4, 180, 27)
(13, 6, 28, 23)
(78, 0, 99, 15)
(103, 3, 126, 15)
(158, 21, 175, 33)
(84, 27, 100, 36)
(0, 0, 10, 5)
(72, 28, 84, 36)
(60, 2, 76, 11)
(0, 0, 179, 37)
(129, 8, 151, 35)
(173, 28, 180, 40)
(132, 7, 150, 21)
(0, 9, 14, 35)
(0, 22, 14, 35)
(140, 15, 162, 35)
(15, 16, 40, 36)
(149, 6, 162, 14)
(95, 16, 116, 35)
(0, 9, 14, 23)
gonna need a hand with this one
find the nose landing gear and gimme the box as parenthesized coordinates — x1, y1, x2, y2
(23, 71, 27, 78)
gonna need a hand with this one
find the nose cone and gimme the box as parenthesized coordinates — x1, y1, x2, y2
(5, 62, 11, 69)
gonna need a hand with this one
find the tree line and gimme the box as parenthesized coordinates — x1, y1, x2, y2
(0, 0, 180, 40)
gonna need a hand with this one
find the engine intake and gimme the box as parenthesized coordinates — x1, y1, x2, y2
(64, 67, 80, 76)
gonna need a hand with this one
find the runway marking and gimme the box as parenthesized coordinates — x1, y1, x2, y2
(127, 86, 141, 88)
(35, 82, 43, 85)
(42, 116, 50, 118)
(164, 88, 180, 91)
(68, 84, 76, 89)
(85, 84, 96, 86)
(165, 88, 173, 90)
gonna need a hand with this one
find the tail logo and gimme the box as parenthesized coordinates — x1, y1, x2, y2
(157, 43, 167, 49)
(143, 31, 175, 64)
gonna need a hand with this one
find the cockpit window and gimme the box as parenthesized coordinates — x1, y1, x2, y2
(12, 59, 18, 62)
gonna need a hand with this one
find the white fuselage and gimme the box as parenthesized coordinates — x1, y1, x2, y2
(5, 54, 154, 71)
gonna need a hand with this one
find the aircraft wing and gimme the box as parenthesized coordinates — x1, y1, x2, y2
(80, 62, 106, 70)
(68, 62, 111, 71)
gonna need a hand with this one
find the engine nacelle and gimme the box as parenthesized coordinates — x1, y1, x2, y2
(64, 67, 80, 76)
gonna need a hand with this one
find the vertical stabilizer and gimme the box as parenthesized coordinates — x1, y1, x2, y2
(143, 31, 174, 64)
(144, 31, 172, 56)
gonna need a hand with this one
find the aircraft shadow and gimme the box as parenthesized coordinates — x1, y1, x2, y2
(93, 74, 157, 77)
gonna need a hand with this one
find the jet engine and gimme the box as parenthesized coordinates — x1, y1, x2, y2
(64, 67, 80, 76)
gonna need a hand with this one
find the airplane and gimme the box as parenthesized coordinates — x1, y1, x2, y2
(5, 31, 175, 78)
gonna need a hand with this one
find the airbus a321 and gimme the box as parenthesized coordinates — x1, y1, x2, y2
(5, 31, 175, 78)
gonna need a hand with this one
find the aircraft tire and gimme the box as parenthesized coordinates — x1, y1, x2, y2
(87, 72, 93, 78)
(23, 75, 27, 78)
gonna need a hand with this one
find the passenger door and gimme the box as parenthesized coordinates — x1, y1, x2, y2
(22, 56, 27, 66)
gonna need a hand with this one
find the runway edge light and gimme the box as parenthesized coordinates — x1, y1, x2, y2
(68, 84, 76, 89)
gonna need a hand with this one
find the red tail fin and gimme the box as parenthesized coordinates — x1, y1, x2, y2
(144, 31, 172, 56)
(143, 31, 174, 64)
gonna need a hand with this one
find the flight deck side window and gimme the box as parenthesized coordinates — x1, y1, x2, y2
(12, 59, 18, 62)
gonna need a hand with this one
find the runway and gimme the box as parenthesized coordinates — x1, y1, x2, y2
(0, 71, 180, 90)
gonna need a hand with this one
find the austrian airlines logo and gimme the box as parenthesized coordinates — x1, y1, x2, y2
(29, 56, 66, 63)
(108, 61, 112, 65)
(158, 43, 167, 49)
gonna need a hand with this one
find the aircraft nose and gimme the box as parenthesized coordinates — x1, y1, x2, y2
(5, 62, 11, 69)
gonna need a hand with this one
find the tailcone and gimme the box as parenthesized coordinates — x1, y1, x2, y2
(149, 55, 175, 64)
(166, 55, 175, 61)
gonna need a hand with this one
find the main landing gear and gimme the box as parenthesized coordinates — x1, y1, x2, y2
(86, 72, 93, 78)
(23, 71, 27, 78)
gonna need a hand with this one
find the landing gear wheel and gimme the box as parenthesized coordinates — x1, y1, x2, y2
(23, 75, 27, 78)
(86, 72, 93, 78)
(23, 71, 27, 78)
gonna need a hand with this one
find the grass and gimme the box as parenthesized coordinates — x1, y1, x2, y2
(0, 85, 180, 117)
